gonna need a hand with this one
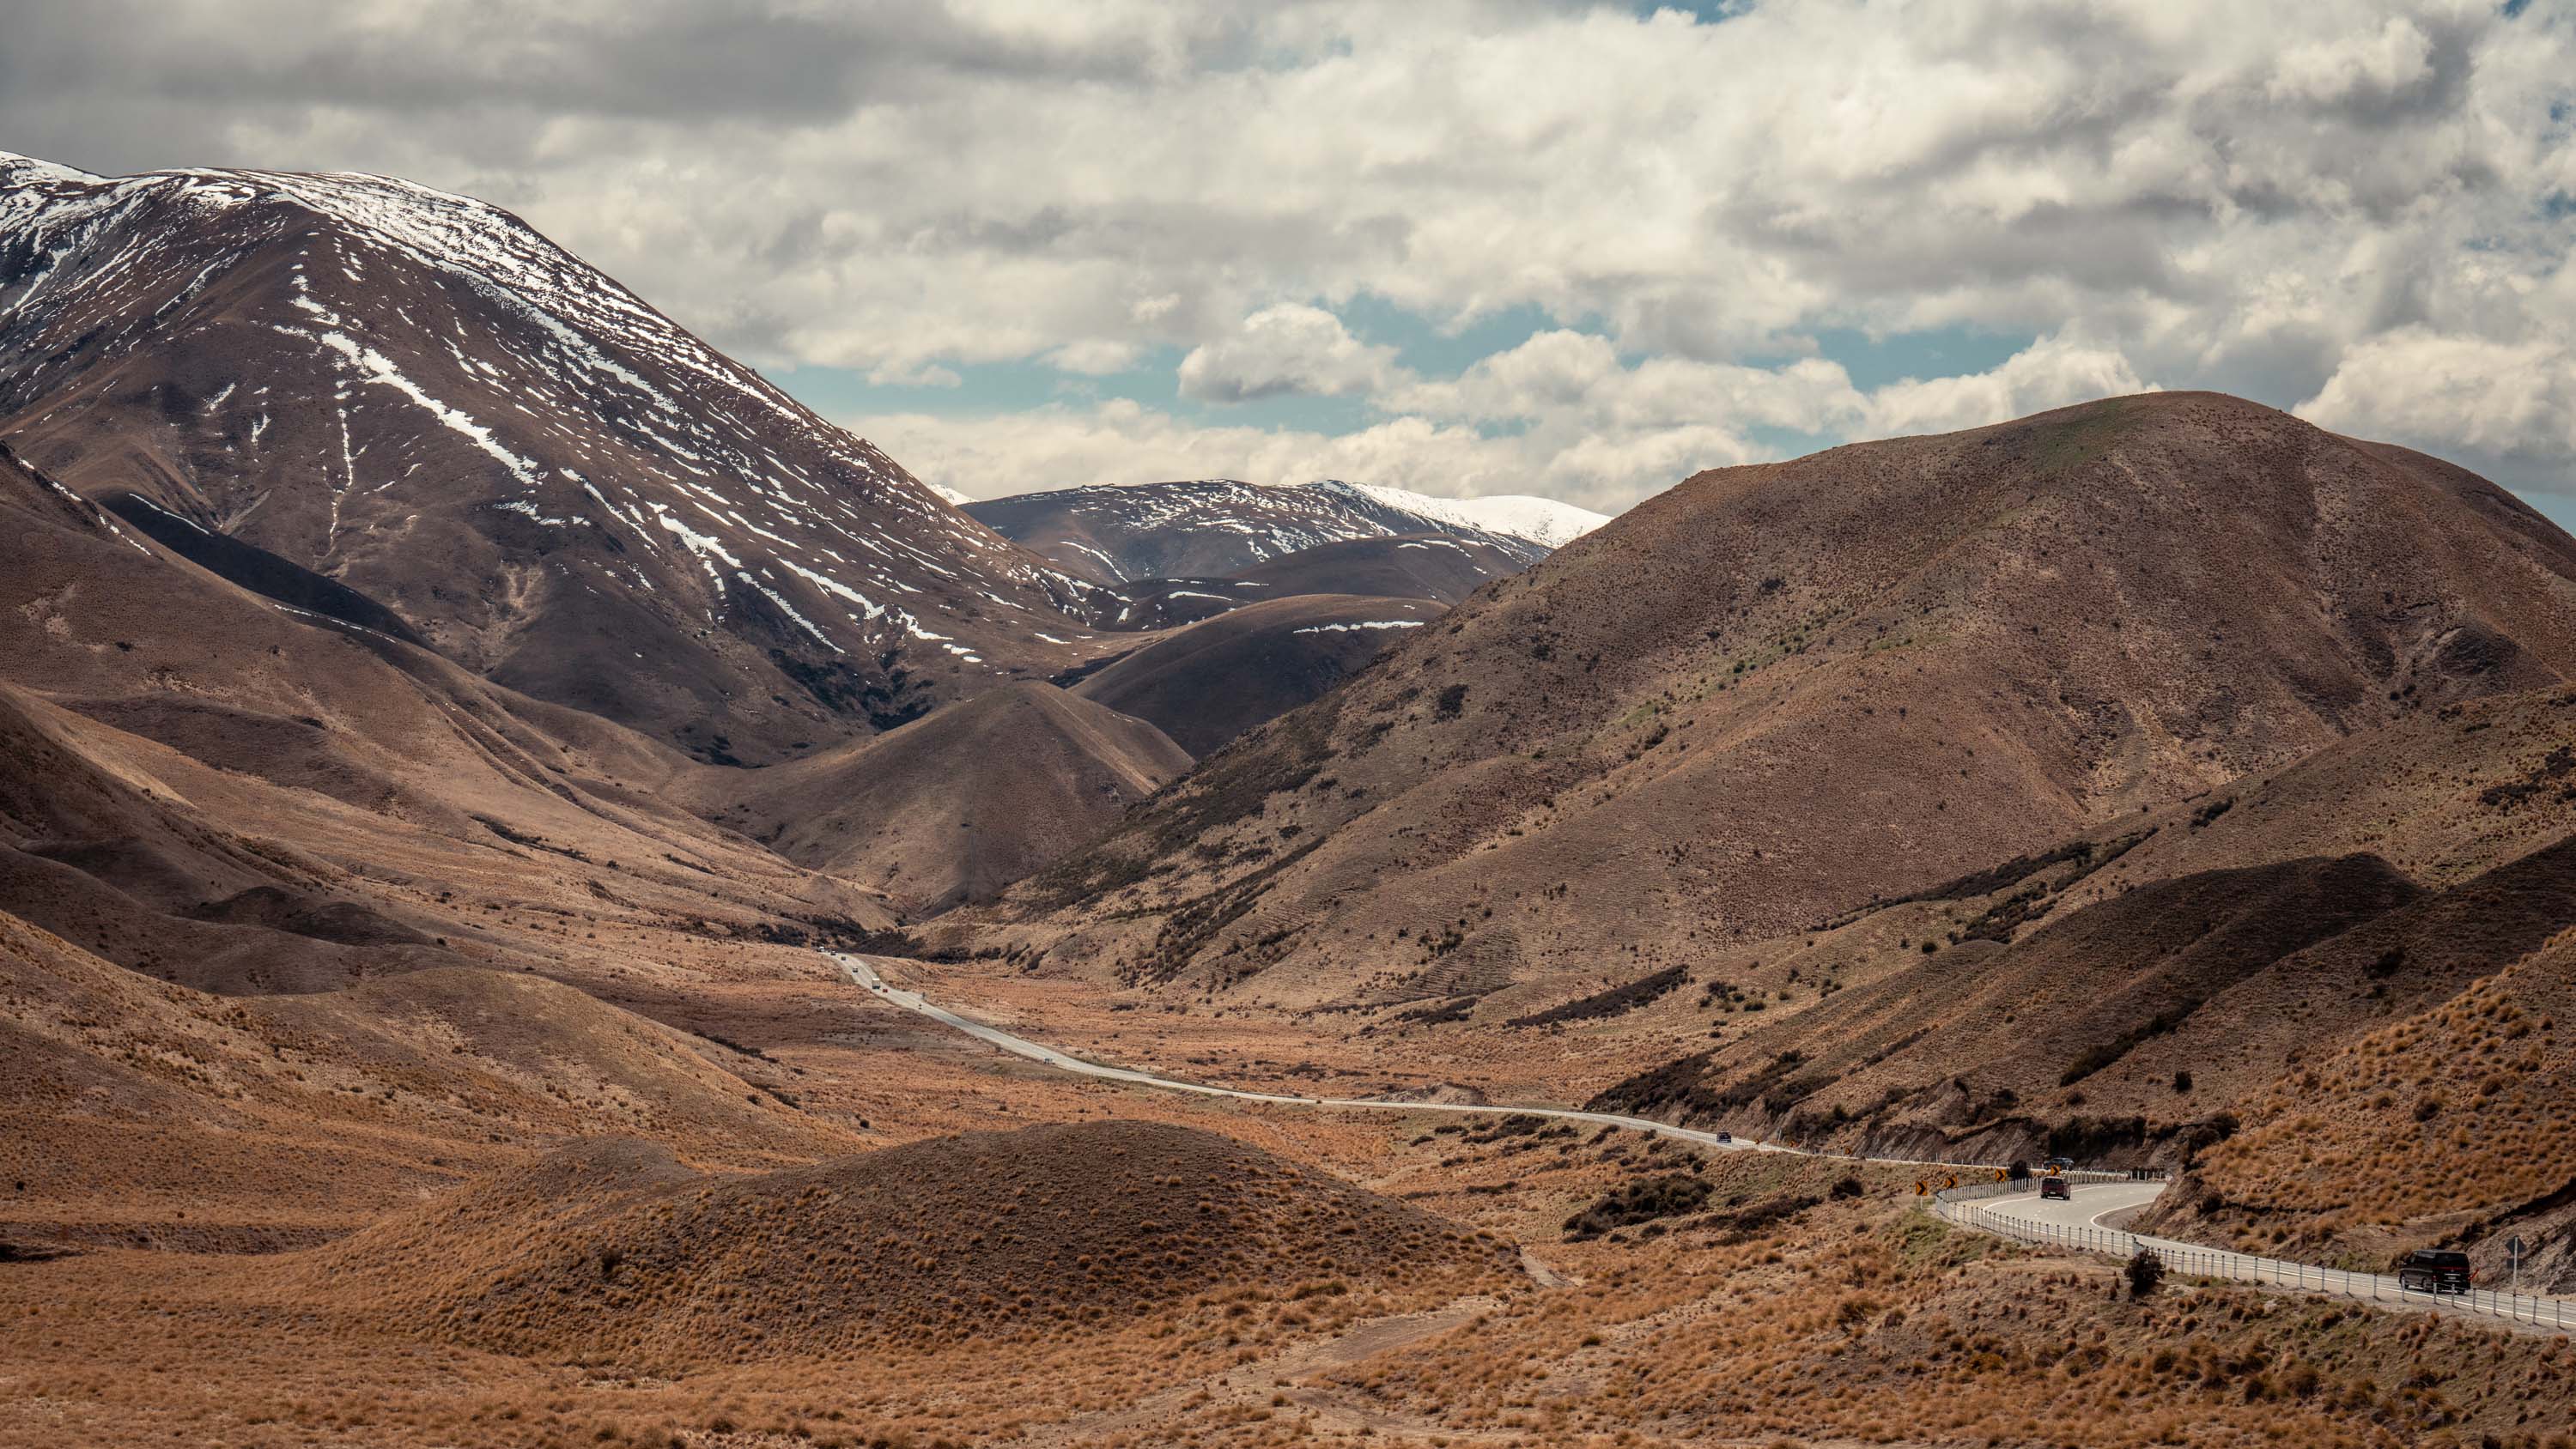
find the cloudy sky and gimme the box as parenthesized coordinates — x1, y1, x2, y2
(5, 0, 2572, 517)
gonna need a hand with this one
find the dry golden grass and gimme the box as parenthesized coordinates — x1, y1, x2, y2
(2168, 926, 2576, 1270)
(299, 1120, 1519, 1368)
(1289, 1148, 2576, 1449)
(6, 1100, 2573, 1449)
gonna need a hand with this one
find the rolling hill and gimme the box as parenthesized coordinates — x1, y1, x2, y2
(0, 906, 854, 1251)
(2148, 925, 2576, 1290)
(303, 1120, 1515, 1367)
(1375, 679, 2576, 1191)
(1067, 595, 1445, 757)
(975, 393, 2576, 1005)
(701, 682, 1192, 914)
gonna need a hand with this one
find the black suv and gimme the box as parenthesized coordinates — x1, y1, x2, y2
(2397, 1249, 2472, 1294)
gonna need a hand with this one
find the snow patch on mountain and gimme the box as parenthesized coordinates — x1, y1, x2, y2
(1326, 482, 1609, 548)
(967, 475, 1597, 591)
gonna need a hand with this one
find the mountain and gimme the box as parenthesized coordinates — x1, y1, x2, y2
(1587, 832, 2567, 1157)
(1093, 534, 1533, 634)
(1066, 595, 1445, 757)
(976, 393, 2576, 1003)
(1231, 533, 1534, 605)
(1567, 700, 2576, 1267)
(964, 476, 1598, 586)
(0, 153, 1103, 765)
(697, 682, 1191, 914)
(0, 431, 894, 1000)
(1336, 677, 2576, 1133)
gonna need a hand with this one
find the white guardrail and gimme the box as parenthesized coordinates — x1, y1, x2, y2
(1934, 1177, 2573, 1332)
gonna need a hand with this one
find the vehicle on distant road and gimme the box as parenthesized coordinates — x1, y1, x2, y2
(2039, 1177, 2073, 1202)
(1714, 1131, 1731, 1143)
(2044, 1155, 2074, 1171)
(2397, 1249, 2472, 1294)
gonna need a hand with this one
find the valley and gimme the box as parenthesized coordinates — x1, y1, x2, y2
(5, 135, 2573, 1449)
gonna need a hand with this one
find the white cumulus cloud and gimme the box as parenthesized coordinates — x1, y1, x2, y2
(7, 0, 2572, 508)
(1176, 304, 1406, 402)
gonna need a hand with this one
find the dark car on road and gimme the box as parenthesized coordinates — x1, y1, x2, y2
(2398, 1249, 2472, 1294)
(2039, 1177, 2073, 1202)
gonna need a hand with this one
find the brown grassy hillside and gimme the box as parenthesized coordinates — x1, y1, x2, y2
(0, 907, 854, 1250)
(1587, 853, 2415, 1146)
(1584, 828, 2576, 1155)
(305, 1120, 1518, 1367)
(1456, 682, 2576, 1157)
(978, 393, 2576, 1006)
(1071, 594, 1444, 756)
(2151, 928, 2576, 1290)
(0, 440, 901, 996)
(702, 682, 1193, 915)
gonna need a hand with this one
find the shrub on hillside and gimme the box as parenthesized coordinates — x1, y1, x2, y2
(1562, 1173, 1712, 1240)
(1507, 965, 1689, 1028)
(2126, 1246, 2166, 1298)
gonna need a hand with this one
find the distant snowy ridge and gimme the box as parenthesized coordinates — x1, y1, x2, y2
(1321, 482, 1609, 549)
(964, 473, 1604, 592)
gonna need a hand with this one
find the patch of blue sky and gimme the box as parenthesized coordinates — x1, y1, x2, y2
(1788, 324, 2037, 391)
(762, 356, 1127, 418)
(2527, 493, 2576, 534)
(1335, 294, 1575, 378)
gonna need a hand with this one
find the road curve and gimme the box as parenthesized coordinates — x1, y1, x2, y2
(1981, 1179, 2166, 1233)
(1959, 1181, 2576, 1331)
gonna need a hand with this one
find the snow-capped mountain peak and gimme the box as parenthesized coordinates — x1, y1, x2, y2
(0, 153, 1090, 762)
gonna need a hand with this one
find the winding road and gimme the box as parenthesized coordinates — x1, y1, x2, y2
(830, 951, 2575, 1332)
(831, 951, 1799, 1154)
